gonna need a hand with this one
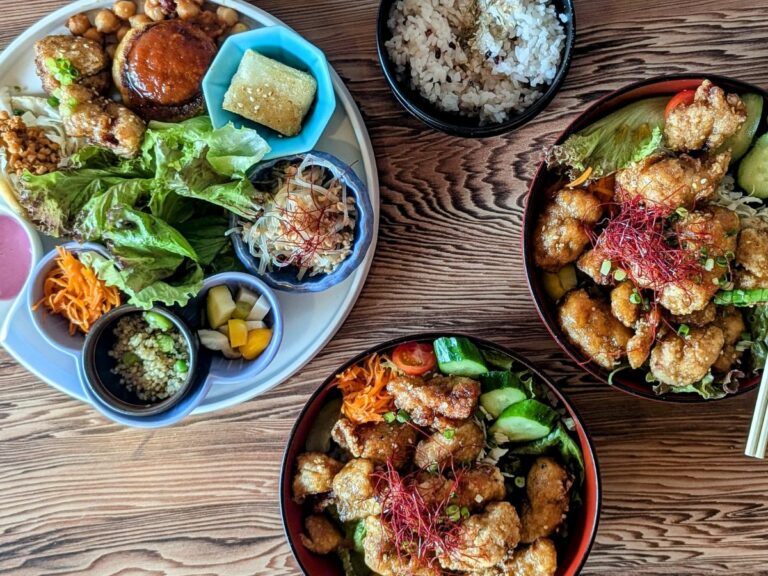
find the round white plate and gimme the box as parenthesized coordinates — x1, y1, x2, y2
(0, 0, 379, 414)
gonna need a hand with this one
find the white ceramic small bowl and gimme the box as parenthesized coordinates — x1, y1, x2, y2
(0, 203, 42, 341)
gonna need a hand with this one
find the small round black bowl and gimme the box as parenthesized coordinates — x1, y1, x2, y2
(82, 305, 202, 418)
(376, 0, 576, 137)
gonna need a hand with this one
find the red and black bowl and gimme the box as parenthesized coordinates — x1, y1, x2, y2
(523, 74, 766, 403)
(280, 333, 601, 576)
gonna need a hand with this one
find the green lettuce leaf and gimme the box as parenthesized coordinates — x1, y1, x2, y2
(175, 213, 232, 266)
(652, 372, 729, 400)
(748, 305, 768, 367)
(546, 96, 668, 179)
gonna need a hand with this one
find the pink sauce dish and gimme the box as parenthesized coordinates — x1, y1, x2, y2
(0, 204, 42, 333)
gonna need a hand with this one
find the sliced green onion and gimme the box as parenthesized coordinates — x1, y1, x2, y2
(443, 429, 455, 440)
(725, 251, 736, 260)
(675, 206, 689, 218)
(460, 506, 470, 519)
(703, 258, 715, 272)
(47, 96, 60, 107)
(645, 372, 657, 383)
(608, 365, 629, 386)
(426, 462, 438, 475)
(600, 260, 612, 276)
(715, 256, 728, 267)
(614, 269, 627, 281)
(677, 324, 690, 337)
(395, 409, 410, 423)
(514, 476, 526, 489)
(383, 411, 396, 424)
(629, 290, 642, 305)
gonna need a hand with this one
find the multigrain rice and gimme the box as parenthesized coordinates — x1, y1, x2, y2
(386, 0, 567, 124)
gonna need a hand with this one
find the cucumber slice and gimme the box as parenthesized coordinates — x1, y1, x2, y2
(721, 93, 763, 161)
(480, 388, 528, 418)
(482, 349, 514, 371)
(434, 337, 488, 376)
(489, 399, 559, 442)
(738, 132, 768, 198)
(480, 371, 521, 392)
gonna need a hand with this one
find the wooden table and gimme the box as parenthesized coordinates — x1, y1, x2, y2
(2, 0, 768, 574)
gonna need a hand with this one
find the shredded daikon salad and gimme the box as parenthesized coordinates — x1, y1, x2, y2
(236, 154, 356, 280)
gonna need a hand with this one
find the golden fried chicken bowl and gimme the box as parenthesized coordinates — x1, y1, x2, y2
(281, 335, 601, 576)
(524, 75, 768, 402)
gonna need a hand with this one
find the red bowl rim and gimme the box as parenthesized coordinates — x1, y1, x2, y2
(522, 73, 765, 403)
(279, 332, 602, 576)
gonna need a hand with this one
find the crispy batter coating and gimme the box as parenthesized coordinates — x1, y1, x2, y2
(362, 516, 441, 576)
(414, 420, 484, 469)
(576, 249, 612, 286)
(34, 35, 110, 95)
(292, 452, 343, 504)
(439, 501, 522, 572)
(627, 313, 659, 370)
(712, 307, 746, 373)
(387, 375, 481, 431)
(558, 289, 633, 369)
(533, 188, 603, 272)
(452, 464, 507, 512)
(331, 417, 417, 469)
(332, 458, 382, 522)
(650, 325, 725, 387)
(674, 302, 718, 327)
(58, 84, 146, 158)
(736, 224, 768, 287)
(665, 80, 747, 152)
(520, 457, 572, 544)
(611, 282, 640, 327)
(615, 152, 730, 210)
(480, 538, 559, 576)
(300, 514, 344, 555)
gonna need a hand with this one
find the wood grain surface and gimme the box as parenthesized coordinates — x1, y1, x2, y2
(2, 0, 768, 574)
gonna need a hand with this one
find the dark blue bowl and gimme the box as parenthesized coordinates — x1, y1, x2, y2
(230, 151, 374, 293)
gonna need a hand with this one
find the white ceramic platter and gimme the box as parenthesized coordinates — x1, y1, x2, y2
(0, 0, 379, 414)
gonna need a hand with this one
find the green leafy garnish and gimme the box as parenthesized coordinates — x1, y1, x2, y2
(44, 57, 80, 86)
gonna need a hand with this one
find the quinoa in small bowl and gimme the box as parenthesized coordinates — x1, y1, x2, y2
(81, 305, 209, 426)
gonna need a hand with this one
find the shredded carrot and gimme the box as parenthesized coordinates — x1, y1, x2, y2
(587, 174, 616, 202)
(566, 166, 593, 188)
(336, 353, 396, 424)
(32, 246, 121, 335)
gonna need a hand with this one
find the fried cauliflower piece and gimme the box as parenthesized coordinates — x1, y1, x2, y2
(615, 152, 730, 210)
(387, 374, 480, 431)
(331, 417, 417, 469)
(414, 420, 484, 469)
(332, 458, 382, 522)
(665, 80, 747, 152)
(292, 452, 343, 504)
(533, 188, 603, 272)
(58, 84, 145, 158)
(34, 35, 110, 95)
(520, 457, 572, 544)
(480, 538, 559, 576)
(674, 302, 718, 327)
(576, 248, 612, 286)
(558, 289, 633, 369)
(300, 514, 344, 555)
(439, 501, 522, 572)
(626, 311, 660, 370)
(611, 282, 640, 327)
(362, 516, 441, 576)
(650, 325, 725, 387)
(736, 222, 768, 288)
(452, 464, 507, 512)
(712, 307, 746, 373)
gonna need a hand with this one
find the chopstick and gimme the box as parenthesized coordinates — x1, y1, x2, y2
(745, 356, 768, 459)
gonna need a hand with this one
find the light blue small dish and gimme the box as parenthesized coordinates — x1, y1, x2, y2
(230, 152, 375, 293)
(202, 26, 336, 161)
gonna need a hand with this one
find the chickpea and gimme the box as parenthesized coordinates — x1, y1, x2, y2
(113, 0, 137, 20)
(129, 14, 152, 28)
(176, 0, 201, 20)
(116, 25, 130, 41)
(216, 6, 238, 28)
(230, 22, 249, 34)
(95, 9, 122, 34)
(144, 0, 166, 21)
(67, 13, 91, 36)
(82, 27, 105, 44)
(106, 44, 118, 59)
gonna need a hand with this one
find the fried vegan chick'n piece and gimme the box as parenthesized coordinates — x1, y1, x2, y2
(520, 457, 572, 544)
(414, 420, 485, 469)
(665, 80, 747, 152)
(533, 188, 604, 272)
(331, 417, 417, 470)
(386, 374, 480, 431)
(479, 537, 559, 576)
(362, 515, 441, 576)
(34, 35, 110, 95)
(331, 458, 382, 522)
(299, 514, 344, 555)
(558, 289, 633, 370)
(292, 452, 343, 504)
(712, 307, 746, 374)
(736, 217, 768, 289)
(650, 324, 725, 387)
(615, 152, 730, 211)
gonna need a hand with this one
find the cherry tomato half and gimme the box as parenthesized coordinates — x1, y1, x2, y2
(392, 342, 437, 376)
(664, 89, 696, 118)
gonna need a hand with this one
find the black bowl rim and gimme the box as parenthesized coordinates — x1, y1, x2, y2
(82, 305, 200, 416)
(522, 73, 766, 403)
(375, 0, 576, 138)
(279, 332, 602, 576)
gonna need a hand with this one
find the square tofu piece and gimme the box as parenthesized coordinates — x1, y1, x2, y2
(223, 50, 318, 137)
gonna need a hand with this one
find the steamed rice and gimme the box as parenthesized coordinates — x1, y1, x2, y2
(386, 0, 567, 124)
